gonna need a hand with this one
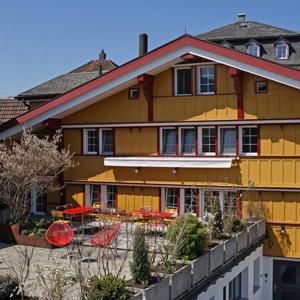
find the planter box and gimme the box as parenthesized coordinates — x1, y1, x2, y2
(142, 277, 169, 300)
(192, 251, 209, 286)
(248, 223, 258, 244)
(209, 244, 224, 273)
(5, 224, 53, 248)
(257, 219, 266, 238)
(224, 238, 236, 262)
(170, 265, 192, 300)
(236, 230, 248, 253)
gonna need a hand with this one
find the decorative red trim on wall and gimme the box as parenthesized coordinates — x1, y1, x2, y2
(81, 128, 84, 155)
(113, 128, 116, 155)
(215, 126, 219, 156)
(137, 74, 154, 122)
(157, 127, 160, 155)
(195, 126, 198, 156)
(214, 64, 218, 95)
(176, 126, 179, 155)
(228, 67, 244, 120)
(171, 68, 175, 97)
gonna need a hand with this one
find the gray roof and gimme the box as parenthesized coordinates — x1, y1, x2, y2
(197, 21, 299, 41)
(18, 71, 100, 98)
(0, 98, 28, 124)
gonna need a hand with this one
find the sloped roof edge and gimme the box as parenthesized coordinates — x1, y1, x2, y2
(2, 34, 300, 139)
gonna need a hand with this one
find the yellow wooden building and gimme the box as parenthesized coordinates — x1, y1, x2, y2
(2, 35, 300, 264)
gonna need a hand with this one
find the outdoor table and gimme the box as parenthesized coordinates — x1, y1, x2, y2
(132, 211, 175, 219)
(62, 206, 96, 234)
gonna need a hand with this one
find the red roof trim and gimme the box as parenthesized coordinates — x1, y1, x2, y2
(4, 35, 300, 131)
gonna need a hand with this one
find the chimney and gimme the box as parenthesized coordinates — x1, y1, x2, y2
(99, 49, 106, 60)
(238, 13, 246, 22)
(139, 33, 148, 56)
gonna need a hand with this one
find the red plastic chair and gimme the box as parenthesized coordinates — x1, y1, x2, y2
(46, 221, 75, 247)
(90, 222, 122, 248)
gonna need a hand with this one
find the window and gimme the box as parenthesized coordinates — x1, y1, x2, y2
(219, 127, 236, 155)
(107, 186, 117, 208)
(223, 286, 227, 300)
(175, 68, 192, 95)
(36, 193, 47, 213)
(128, 88, 139, 99)
(184, 189, 198, 214)
(165, 188, 179, 210)
(84, 129, 98, 154)
(240, 126, 258, 155)
(161, 128, 177, 155)
(247, 42, 260, 57)
(229, 273, 241, 300)
(255, 81, 268, 93)
(90, 185, 101, 205)
(100, 129, 114, 155)
(198, 65, 215, 94)
(180, 127, 195, 155)
(223, 191, 238, 216)
(199, 127, 216, 155)
(204, 191, 220, 213)
(253, 257, 260, 293)
(275, 41, 289, 59)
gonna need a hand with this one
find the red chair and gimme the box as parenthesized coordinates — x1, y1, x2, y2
(90, 222, 122, 248)
(46, 221, 75, 247)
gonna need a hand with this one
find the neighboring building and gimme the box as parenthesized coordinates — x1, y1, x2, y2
(2, 19, 300, 299)
(10, 50, 117, 112)
(0, 97, 28, 125)
(197, 13, 300, 69)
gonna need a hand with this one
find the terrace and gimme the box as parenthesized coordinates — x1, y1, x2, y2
(0, 203, 266, 300)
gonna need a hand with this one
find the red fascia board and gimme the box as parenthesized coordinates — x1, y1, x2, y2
(10, 35, 300, 127)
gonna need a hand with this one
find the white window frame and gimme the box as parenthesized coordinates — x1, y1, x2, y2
(99, 128, 114, 155)
(83, 128, 98, 155)
(197, 65, 215, 95)
(179, 127, 196, 155)
(160, 127, 177, 155)
(218, 126, 237, 156)
(174, 67, 192, 96)
(247, 42, 260, 57)
(239, 126, 258, 156)
(275, 41, 289, 60)
(198, 126, 216, 156)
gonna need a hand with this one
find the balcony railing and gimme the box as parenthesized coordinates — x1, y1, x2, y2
(130, 219, 266, 300)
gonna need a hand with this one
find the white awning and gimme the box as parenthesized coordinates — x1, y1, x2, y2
(104, 156, 234, 169)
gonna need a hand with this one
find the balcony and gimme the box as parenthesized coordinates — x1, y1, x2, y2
(104, 156, 234, 169)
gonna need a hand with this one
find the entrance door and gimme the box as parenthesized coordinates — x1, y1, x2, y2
(273, 260, 300, 300)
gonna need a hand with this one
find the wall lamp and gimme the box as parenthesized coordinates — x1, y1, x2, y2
(280, 224, 287, 236)
(134, 167, 141, 174)
(172, 168, 178, 174)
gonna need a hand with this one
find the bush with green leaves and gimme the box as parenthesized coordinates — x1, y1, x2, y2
(130, 227, 151, 285)
(166, 214, 208, 260)
(211, 204, 224, 238)
(85, 274, 129, 300)
(0, 274, 18, 299)
(225, 216, 246, 234)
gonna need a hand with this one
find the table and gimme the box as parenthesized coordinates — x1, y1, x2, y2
(132, 211, 175, 219)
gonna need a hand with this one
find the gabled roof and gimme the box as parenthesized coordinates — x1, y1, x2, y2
(0, 98, 28, 125)
(2, 34, 300, 139)
(17, 57, 118, 99)
(197, 21, 299, 41)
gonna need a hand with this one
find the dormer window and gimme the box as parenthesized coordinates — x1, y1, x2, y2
(275, 40, 289, 59)
(246, 40, 260, 57)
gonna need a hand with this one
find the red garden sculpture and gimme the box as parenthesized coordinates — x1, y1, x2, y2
(90, 222, 122, 248)
(46, 221, 75, 247)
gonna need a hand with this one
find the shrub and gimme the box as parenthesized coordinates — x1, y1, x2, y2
(35, 228, 47, 237)
(0, 274, 18, 299)
(130, 227, 151, 285)
(166, 214, 207, 260)
(20, 229, 31, 236)
(211, 204, 224, 238)
(35, 218, 51, 229)
(85, 274, 129, 300)
(225, 216, 246, 234)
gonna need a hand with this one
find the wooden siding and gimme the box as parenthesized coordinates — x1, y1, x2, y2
(117, 186, 160, 212)
(115, 128, 157, 155)
(66, 184, 85, 207)
(62, 87, 148, 124)
(63, 128, 82, 155)
(244, 73, 300, 119)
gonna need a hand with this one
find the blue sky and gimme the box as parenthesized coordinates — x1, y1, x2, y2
(0, 0, 300, 96)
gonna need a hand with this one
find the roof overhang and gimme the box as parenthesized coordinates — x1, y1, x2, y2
(2, 35, 300, 140)
(104, 156, 234, 169)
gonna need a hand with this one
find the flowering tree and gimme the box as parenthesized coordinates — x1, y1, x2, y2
(0, 129, 75, 223)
